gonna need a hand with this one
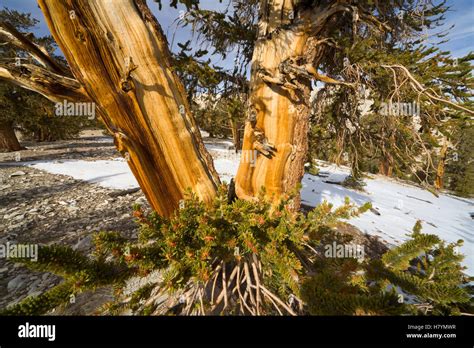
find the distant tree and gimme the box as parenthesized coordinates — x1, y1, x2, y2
(183, 0, 473, 201)
(172, 40, 247, 149)
(0, 8, 92, 152)
(310, 40, 473, 187)
(445, 124, 474, 197)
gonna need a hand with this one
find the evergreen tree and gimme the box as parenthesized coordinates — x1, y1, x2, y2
(445, 124, 474, 197)
(172, 40, 248, 148)
(307, 3, 473, 188)
(180, 1, 473, 192)
(0, 8, 94, 152)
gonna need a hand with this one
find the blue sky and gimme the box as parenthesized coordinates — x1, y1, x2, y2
(2, 0, 473, 70)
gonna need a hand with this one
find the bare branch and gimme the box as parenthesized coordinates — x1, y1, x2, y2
(304, 65, 355, 88)
(0, 63, 89, 103)
(359, 12, 392, 32)
(382, 64, 474, 116)
(0, 20, 66, 75)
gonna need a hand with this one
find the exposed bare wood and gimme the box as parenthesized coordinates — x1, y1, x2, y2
(434, 139, 448, 190)
(0, 63, 89, 103)
(235, 1, 347, 207)
(36, 0, 220, 217)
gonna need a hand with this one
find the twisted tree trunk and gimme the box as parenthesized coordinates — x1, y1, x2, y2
(35, 0, 220, 217)
(235, 1, 343, 208)
(0, 121, 22, 152)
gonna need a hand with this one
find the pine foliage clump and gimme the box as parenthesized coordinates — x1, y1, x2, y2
(372, 221, 471, 314)
(2, 188, 471, 316)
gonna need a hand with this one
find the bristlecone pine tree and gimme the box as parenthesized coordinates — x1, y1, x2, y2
(0, 0, 472, 316)
(180, 0, 473, 193)
(1, 0, 221, 217)
(1, 0, 472, 212)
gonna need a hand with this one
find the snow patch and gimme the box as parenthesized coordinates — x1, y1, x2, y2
(301, 162, 474, 275)
(29, 160, 139, 190)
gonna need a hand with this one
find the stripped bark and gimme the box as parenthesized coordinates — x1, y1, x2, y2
(34, 0, 220, 217)
(235, 1, 347, 208)
(0, 20, 66, 74)
(0, 64, 89, 103)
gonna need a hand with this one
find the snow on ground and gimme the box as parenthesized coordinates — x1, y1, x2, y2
(213, 158, 240, 184)
(301, 162, 474, 275)
(30, 158, 139, 190)
(23, 139, 473, 275)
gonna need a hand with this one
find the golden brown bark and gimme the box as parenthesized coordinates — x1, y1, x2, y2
(229, 116, 241, 151)
(0, 64, 89, 103)
(435, 140, 448, 190)
(235, 1, 344, 208)
(36, 0, 220, 217)
(0, 121, 22, 152)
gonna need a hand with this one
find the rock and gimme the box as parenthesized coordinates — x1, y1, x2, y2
(0, 267, 9, 273)
(27, 291, 42, 298)
(9, 171, 26, 177)
(370, 207, 381, 216)
(4, 210, 22, 219)
(27, 279, 42, 295)
(73, 235, 93, 252)
(134, 196, 148, 205)
(14, 214, 25, 221)
(97, 201, 109, 208)
(7, 274, 29, 292)
(6, 298, 23, 308)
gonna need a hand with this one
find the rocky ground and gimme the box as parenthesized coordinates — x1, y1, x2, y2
(0, 131, 150, 314)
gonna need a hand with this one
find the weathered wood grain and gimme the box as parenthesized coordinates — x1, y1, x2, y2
(37, 0, 220, 216)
